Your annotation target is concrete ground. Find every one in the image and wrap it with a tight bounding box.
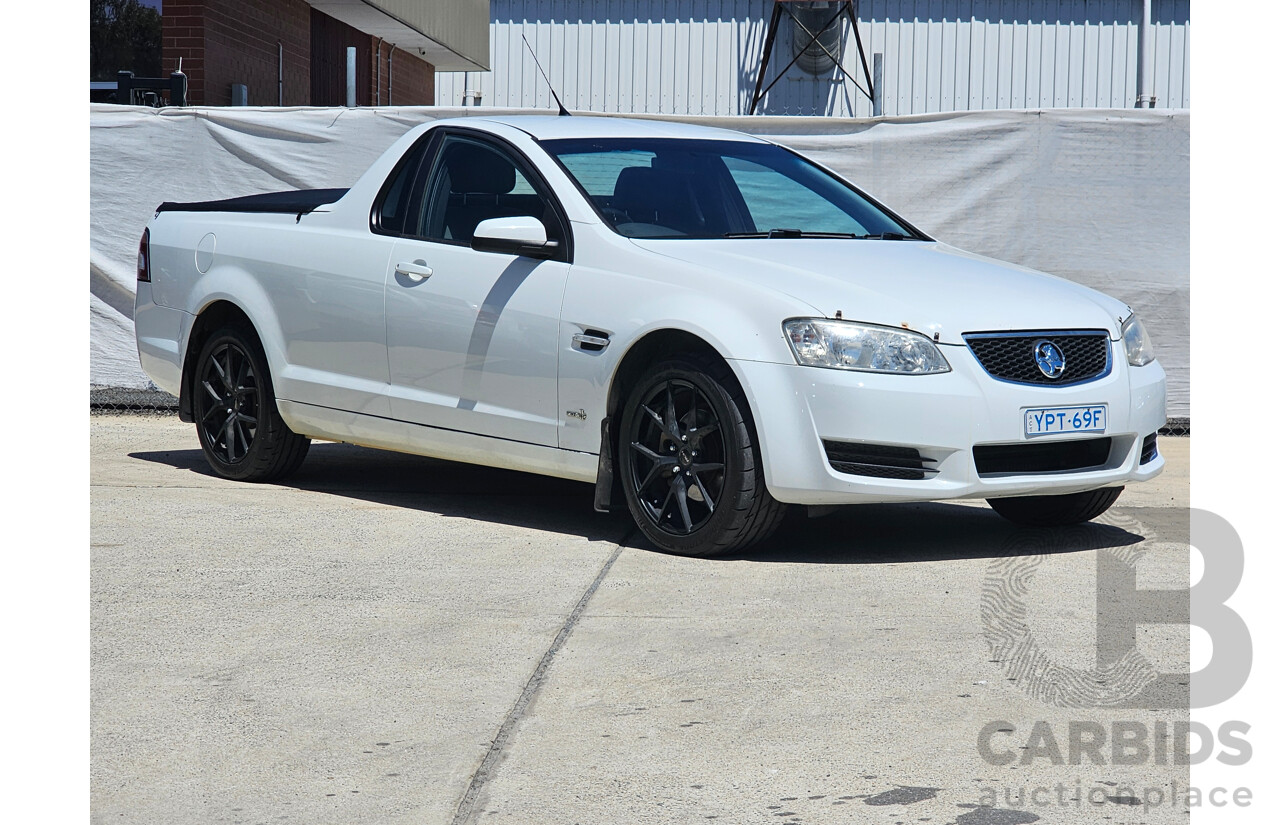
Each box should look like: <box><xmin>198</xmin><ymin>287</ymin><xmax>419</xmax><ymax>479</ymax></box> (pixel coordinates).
<box><xmin>92</xmin><ymin>415</ymin><xmax>1191</xmax><ymax>825</ymax></box>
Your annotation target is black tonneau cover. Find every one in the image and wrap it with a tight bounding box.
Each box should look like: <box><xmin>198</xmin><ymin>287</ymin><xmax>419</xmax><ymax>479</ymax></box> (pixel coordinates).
<box><xmin>156</xmin><ymin>188</ymin><xmax>349</xmax><ymax>215</ymax></box>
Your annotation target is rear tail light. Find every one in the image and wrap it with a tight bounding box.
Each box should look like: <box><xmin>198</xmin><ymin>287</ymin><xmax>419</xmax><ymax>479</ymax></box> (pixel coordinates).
<box><xmin>137</xmin><ymin>228</ymin><xmax>151</xmax><ymax>282</ymax></box>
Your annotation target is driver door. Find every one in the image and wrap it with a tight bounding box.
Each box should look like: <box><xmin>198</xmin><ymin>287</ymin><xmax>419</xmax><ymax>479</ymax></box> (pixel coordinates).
<box><xmin>383</xmin><ymin>131</ymin><xmax>571</xmax><ymax>448</ymax></box>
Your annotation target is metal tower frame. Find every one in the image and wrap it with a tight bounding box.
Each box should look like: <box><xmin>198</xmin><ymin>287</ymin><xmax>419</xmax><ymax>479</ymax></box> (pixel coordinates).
<box><xmin>748</xmin><ymin>0</ymin><xmax>874</xmax><ymax>115</ymax></box>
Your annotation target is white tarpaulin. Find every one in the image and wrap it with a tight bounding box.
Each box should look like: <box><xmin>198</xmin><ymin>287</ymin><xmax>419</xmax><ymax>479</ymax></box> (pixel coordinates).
<box><xmin>91</xmin><ymin>104</ymin><xmax>1189</xmax><ymax>415</ymax></box>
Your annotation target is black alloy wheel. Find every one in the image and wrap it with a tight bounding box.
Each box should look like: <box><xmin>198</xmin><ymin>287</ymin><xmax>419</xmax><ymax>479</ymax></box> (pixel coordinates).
<box><xmin>628</xmin><ymin>378</ymin><xmax>726</xmax><ymax>536</ymax></box>
<box><xmin>619</xmin><ymin>356</ymin><xmax>788</xmax><ymax>556</ymax></box>
<box><xmin>198</xmin><ymin>339</ymin><xmax>259</xmax><ymax>465</ymax></box>
<box><xmin>191</xmin><ymin>326</ymin><xmax>310</xmax><ymax>482</ymax></box>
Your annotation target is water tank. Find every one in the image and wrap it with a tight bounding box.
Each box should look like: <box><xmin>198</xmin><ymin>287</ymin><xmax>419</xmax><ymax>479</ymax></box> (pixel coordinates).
<box><xmin>790</xmin><ymin>2</ymin><xmax>843</xmax><ymax>75</ymax></box>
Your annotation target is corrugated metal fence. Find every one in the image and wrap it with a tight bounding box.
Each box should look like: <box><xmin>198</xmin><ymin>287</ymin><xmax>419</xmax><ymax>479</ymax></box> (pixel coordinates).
<box><xmin>436</xmin><ymin>0</ymin><xmax>1189</xmax><ymax>116</ymax></box>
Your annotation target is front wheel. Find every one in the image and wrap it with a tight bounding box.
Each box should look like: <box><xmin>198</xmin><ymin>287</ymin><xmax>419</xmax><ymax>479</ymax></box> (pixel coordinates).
<box><xmin>986</xmin><ymin>487</ymin><xmax>1123</xmax><ymax>527</ymax></box>
<box><xmin>618</xmin><ymin>356</ymin><xmax>787</xmax><ymax>556</ymax></box>
<box><xmin>192</xmin><ymin>325</ymin><xmax>310</xmax><ymax>482</ymax></box>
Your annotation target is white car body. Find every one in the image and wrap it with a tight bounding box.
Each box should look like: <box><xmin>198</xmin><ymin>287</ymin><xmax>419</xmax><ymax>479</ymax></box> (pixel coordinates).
<box><xmin>135</xmin><ymin>115</ymin><xmax>1165</xmax><ymax>535</ymax></box>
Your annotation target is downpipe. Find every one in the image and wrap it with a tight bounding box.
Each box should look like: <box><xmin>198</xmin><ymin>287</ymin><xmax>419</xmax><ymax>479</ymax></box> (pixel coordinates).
<box><xmin>1135</xmin><ymin>0</ymin><xmax>1156</xmax><ymax>108</ymax></box>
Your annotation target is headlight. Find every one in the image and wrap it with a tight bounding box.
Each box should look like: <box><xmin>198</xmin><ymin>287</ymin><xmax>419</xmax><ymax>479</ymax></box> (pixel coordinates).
<box><xmin>1121</xmin><ymin>314</ymin><xmax>1156</xmax><ymax>367</ymax></box>
<box><xmin>783</xmin><ymin>318</ymin><xmax>951</xmax><ymax>374</ymax></box>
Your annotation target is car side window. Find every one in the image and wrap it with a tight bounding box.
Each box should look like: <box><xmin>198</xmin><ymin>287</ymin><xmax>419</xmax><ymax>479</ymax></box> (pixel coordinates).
<box><xmin>416</xmin><ymin>136</ymin><xmax>566</xmax><ymax>250</ymax></box>
<box><xmin>373</xmin><ymin>134</ymin><xmax>435</xmax><ymax>236</ymax></box>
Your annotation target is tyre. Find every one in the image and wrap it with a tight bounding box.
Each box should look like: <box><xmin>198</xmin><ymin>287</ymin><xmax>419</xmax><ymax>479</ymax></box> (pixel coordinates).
<box><xmin>618</xmin><ymin>355</ymin><xmax>788</xmax><ymax>556</ymax></box>
<box><xmin>986</xmin><ymin>487</ymin><xmax>1123</xmax><ymax>527</ymax></box>
<box><xmin>191</xmin><ymin>325</ymin><xmax>310</xmax><ymax>482</ymax></box>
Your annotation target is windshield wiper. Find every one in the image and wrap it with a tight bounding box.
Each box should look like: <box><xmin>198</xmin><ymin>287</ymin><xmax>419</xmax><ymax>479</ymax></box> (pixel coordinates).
<box><xmin>856</xmin><ymin>231</ymin><xmax>915</xmax><ymax>240</ymax></box>
<box><xmin>723</xmin><ymin>229</ymin><xmax>859</xmax><ymax>239</ymax></box>
<box><xmin>722</xmin><ymin>229</ymin><xmax>918</xmax><ymax>240</ymax></box>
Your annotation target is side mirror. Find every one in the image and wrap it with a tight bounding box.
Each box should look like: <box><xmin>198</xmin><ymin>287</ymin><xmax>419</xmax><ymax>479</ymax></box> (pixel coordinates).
<box><xmin>471</xmin><ymin>216</ymin><xmax>560</xmax><ymax>258</ymax></box>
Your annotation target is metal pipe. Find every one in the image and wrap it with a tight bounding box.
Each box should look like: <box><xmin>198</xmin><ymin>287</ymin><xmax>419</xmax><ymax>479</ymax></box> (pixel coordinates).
<box><xmin>375</xmin><ymin>37</ymin><xmax>384</xmax><ymax>105</ymax></box>
<box><xmin>346</xmin><ymin>46</ymin><xmax>357</xmax><ymax>107</ymax></box>
<box><xmin>872</xmin><ymin>52</ymin><xmax>883</xmax><ymax>116</ymax></box>
<box><xmin>277</xmin><ymin>41</ymin><xmax>283</xmax><ymax>106</ymax></box>
<box><xmin>1136</xmin><ymin>0</ymin><xmax>1155</xmax><ymax>108</ymax></box>
<box><xmin>388</xmin><ymin>47</ymin><xmax>393</xmax><ymax>105</ymax></box>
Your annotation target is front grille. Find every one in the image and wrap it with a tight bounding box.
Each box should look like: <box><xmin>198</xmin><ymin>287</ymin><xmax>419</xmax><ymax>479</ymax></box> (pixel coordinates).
<box><xmin>1140</xmin><ymin>433</ymin><xmax>1159</xmax><ymax>465</ymax></box>
<box><xmin>973</xmin><ymin>437</ymin><xmax>1112</xmax><ymax>476</ymax></box>
<box><xmin>822</xmin><ymin>440</ymin><xmax>937</xmax><ymax>480</ymax></box>
<box><xmin>965</xmin><ymin>331</ymin><xmax>1111</xmax><ymax>386</ymax></box>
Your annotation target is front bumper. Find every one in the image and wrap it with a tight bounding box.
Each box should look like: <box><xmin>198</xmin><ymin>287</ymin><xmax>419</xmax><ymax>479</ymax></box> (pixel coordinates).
<box><xmin>731</xmin><ymin>339</ymin><xmax>1166</xmax><ymax>506</ymax></box>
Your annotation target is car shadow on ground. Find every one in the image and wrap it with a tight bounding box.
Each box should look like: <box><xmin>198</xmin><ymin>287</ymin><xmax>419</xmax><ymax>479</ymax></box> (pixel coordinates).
<box><xmin>729</xmin><ymin>501</ymin><xmax>1145</xmax><ymax>564</ymax></box>
<box><xmin>129</xmin><ymin>440</ymin><xmax>628</xmax><ymax>544</ymax></box>
<box><xmin>130</xmin><ymin>441</ymin><xmax>1145</xmax><ymax>563</ymax></box>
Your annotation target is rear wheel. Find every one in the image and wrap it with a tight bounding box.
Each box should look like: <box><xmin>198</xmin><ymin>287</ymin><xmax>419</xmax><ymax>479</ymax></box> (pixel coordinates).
<box><xmin>618</xmin><ymin>356</ymin><xmax>787</xmax><ymax>556</ymax></box>
<box><xmin>986</xmin><ymin>487</ymin><xmax>1123</xmax><ymax>527</ymax></box>
<box><xmin>192</xmin><ymin>326</ymin><xmax>309</xmax><ymax>482</ymax></box>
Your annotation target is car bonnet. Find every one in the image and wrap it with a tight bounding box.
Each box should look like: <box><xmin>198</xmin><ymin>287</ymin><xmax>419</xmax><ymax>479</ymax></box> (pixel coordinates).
<box><xmin>627</xmin><ymin>238</ymin><xmax>1130</xmax><ymax>345</ymax></box>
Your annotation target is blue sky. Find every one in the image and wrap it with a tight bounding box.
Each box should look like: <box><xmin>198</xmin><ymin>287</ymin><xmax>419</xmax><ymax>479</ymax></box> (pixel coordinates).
<box><xmin>138</xmin><ymin>0</ymin><xmax>161</xmax><ymax>10</ymax></box>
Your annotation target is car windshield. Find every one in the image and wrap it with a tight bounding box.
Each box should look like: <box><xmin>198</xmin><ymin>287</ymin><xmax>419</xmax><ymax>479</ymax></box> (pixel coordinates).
<box><xmin>542</xmin><ymin>137</ymin><xmax>918</xmax><ymax>240</ymax></box>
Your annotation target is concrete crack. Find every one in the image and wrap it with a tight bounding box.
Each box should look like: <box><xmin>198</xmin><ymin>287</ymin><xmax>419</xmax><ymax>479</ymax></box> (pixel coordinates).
<box><xmin>449</xmin><ymin>534</ymin><xmax>629</xmax><ymax>825</ymax></box>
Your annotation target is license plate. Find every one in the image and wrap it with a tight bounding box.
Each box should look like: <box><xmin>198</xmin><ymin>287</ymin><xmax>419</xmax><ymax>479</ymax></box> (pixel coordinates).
<box><xmin>1024</xmin><ymin>405</ymin><xmax>1107</xmax><ymax>437</ymax></box>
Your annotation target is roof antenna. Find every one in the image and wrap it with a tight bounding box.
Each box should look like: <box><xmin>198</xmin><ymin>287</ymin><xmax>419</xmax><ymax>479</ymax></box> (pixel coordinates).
<box><xmin>522</xmin><ymin>34</ymin><xmax>570</xmax><ymax>116</ymax></box>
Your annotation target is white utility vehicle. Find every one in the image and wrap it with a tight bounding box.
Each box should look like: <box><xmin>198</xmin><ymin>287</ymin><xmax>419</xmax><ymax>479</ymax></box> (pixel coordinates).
<box><xmin>135</xmin><ymin>115</ymin><xmax>1165</xmax><ymax>556</ymax></box>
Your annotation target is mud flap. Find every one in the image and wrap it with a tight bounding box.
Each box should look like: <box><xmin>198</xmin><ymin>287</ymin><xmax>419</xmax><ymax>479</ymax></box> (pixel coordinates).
<box><xmin>178</xmin><ymin>372</ymin><xmax>194</xmax><ymax>423</ymax></box>
<box><xmin>593</xmin><ymin>416</ymin><xmax>620</xmax><ymax>512</ymax></box>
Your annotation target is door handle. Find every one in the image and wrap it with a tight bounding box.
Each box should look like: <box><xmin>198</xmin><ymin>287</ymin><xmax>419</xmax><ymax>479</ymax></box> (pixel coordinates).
<box><xmin>395</xmin><ymin>261</ymin><xmax>433</xmax><ymax>282</ymax></box>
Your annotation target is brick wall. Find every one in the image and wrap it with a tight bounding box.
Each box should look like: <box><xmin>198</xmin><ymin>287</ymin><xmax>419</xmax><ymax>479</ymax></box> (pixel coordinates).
<box><xmin>162</xmin><ymin>0</ymin><xmax>208</xmax><ymax>103</ymax></box>
<box><xmin>163</xmin><ymin>1</ymin><xmax>434</xmax><ymax>107</ymax></box>
<box><xmin>309</xmin><ymin>8</ymin><xmax>371</xmax><ymax>106</ymax></box>
<box><xmin>384</xmin><ymin>46</ymin><xmax>434</xmax><ymax>106</ymax></box>
<box><xmin>314</xmin><ymin>13</ymin><xmax>434</xmax><ymax>107</ymax></box>
<box><xmin>204</xmin><ymin>0</ymin><xmax>310</xmax><ymax>106</ymax></box>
